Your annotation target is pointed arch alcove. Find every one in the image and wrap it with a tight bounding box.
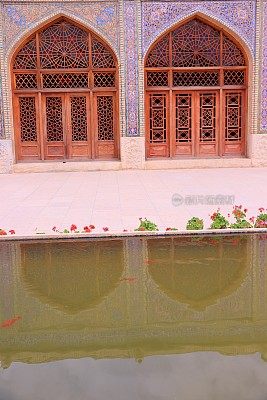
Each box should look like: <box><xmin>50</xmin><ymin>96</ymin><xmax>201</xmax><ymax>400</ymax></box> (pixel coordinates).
<box><xmin>12</xmin><ymin>17</ymin><xmax>119</xmax><ymax>161</ymax></box>
<box><xmin>144</xmin><ymin>17</ymin><xmax>248</xmax><ymax>159</ymax></box>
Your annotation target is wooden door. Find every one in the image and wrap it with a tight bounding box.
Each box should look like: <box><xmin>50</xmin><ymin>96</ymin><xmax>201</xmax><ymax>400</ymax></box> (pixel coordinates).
<box><xmin>14</xmin><ymin>94</ymin><xmax>41</xmax><ymax>161</ymax></box>
<box><xmin>43</xmin><ymin>94</ymin><xmax>66</xmax><ymax>160</ymax></box>
<box><xmin>195</xmin><ymin>91</ymin><xmax>219</xmax><ymax>157</ymax></box>
<box><xmin>146</xmin><ymin>91</ymin><xmax>169</xmax><ymax>158</ymax></box>
<box><xmin>172</xmin><ymin>90</ymin><xmax>219</xmax><ymax>157</ymax></box>
<box><xmin>66</xmin><ymin>93</ymin><xmax>91</xmax><ymax>159</ymax></box>
<box><xmin>93</xmin><ymin>92</ymin><xmax>118</xmax><ymax>159</ymax></box>
<box><xmin>222</xmin><ymin>90</ymin><xmax>245</xmax><ymax>156</ymax></box>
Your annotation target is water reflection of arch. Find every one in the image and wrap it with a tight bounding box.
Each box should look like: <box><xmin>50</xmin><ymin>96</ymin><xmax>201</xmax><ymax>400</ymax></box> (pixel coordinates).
<box><xmin>146</xmin><ymin>235</ymin><xmax>251</xmax><ymax>310</ymax></box>
<box><xmin>21</xmin><ymin>239</ymin><xmax>124</xmax><ymax>313</ymax></box>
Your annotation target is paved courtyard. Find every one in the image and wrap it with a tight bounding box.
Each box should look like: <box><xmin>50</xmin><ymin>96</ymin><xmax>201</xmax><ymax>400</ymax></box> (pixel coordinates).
<box><xmin>0</xmin><ymin>167</ymin><xmax>266</xmax><ymax>236</ymax></box>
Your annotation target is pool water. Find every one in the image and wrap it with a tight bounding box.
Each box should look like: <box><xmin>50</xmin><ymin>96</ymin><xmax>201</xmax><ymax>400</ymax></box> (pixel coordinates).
<box><xmin>0</xmin><ymin>234</ymin><xmax>267</xmax><ymax>400</ymax></box>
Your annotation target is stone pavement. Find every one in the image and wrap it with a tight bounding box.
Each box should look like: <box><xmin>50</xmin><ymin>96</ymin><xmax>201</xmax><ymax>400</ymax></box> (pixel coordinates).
<box><xmin>0</xmin><ymin>168</ymin><xmax>266</xmax><ymax>236</ymax></box>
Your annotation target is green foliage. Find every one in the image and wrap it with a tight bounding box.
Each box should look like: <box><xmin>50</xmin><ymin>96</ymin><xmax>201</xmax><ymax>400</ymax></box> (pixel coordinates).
<box><xmin>230</xmin><ymin>205</ymin><xmax>252</xmax><ymax>229</ymax></box>
<box><xmin>255</xmin><ymin>209</ymin><xmax>267</xmax><ymax>228</ymax></box>
<box><xmin>210</xmin><ymin>210</ymin><xmax>229</xmax><ymax>229</ymax></box>
<box><xmin>186</xmin><ymin>217</ymin><xmax>204</xmax><ymax>230</ymax></box>
<box><xmin>135</xmin><ymin>218</ymin><xmax>158</xmax><ymax>231</ymax></box>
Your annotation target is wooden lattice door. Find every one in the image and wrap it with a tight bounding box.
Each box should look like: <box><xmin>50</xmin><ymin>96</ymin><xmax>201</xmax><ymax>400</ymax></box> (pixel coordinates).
<box><xmin>12</xmin><ymin>18</ymin><xmax>119</xmax><ymax>162</ymax></box>
<box><xmin>145</xmin><ymin>18</ymin><xmax>248</xmax><ymax>159</ymax></box>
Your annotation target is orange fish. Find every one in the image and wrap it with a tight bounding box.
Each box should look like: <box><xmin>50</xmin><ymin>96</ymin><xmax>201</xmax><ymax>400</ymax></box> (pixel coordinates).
<box><xmin>145</xmin><ymin>259</ymin><xmax>157</xmax><ymax>265</ymax></box>
<box><xmin>120</xmin><ymin>277</ymin><xmax>137</xmax><ymax>283</ymax></box>
<box><xmin>0</xmin><ymin>316</ymin><xmax>21</xmax><ymax>328</ymax></box>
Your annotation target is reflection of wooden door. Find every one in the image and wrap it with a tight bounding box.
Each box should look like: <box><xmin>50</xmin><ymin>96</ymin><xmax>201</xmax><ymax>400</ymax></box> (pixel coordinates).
<box><xmin>43</xmin><ymin>93</ymin><xmax>91</xmax><ymax>160</ymax></box>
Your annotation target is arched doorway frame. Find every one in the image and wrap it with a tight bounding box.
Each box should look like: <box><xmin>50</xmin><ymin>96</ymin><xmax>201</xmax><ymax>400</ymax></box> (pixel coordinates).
<box><xmin>5</xmin><ymin>12</ymin><xmax>123</xmax><ymax>162</ymax></box>
<box><xmin>141</xmin><ymin>12</ymin><xmax>254</xmax><ymax>159</ymax></box>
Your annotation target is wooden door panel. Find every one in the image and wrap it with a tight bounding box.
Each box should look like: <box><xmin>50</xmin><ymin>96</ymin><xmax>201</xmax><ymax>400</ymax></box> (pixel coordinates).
<box><xmin>43</xmin><ymin>94</ymin><xmax>65</xmax><ymax>160</ymax></box>
<box><xmin>67</xmin><ymin>94</ymin><xmax>91</xmax><ymax>159</ymax></box>
<box><xmin>223</xmin><ymin>91</ymin><xmax>245</xmax><ymax>156</ymax></box>
<box><xmin>146</xmin><ymin>92</ymin><xmax>169</xmax><ymax>158</ymax></box>
<box><xmin>94</xmin><ymin>93</ymin><xmax>117</xmax><ymax>159</ymax></box>
<box><xmin>15</xmin><ymin>94</ymin><xmax>41</xmax><ymax>161</ymax></box>
<box><xmin>196</xmin><ymin>92</ymin><xmax>219</xmax><ymax>157</ymax></box>
<box><xmin>173</xmin><ymin>92</ymin><xmax>193</xmax><ymax>157</ymax></box>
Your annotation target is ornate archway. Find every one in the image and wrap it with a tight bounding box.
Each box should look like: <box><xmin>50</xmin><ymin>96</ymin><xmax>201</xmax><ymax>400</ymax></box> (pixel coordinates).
<box><xmin>145</xmin><ymin>17</ymin><xmax>248</xmax><ymax>158</ymax></box>
<box><xmin>12</xmin><ymin>17</ymin><xmax>119</xmax><ymax>161</ymax></box>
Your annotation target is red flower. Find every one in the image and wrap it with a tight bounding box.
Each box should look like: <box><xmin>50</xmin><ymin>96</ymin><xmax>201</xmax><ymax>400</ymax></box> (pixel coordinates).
<box><xmin>70</xmin><ymin>224</ymin><xmax>77</xmax><ymax>232</ymax></box>
<box><xmin>89</xmin><ymin>225</ymin><xmax>95</xmax><ymax>230</ymax></box>
<box><xmin>123</xmin><ymin>229</ymin><xmax>128</xmax><ymax>232</ymax></box>
<box><xmin>259</xmin><ymin>207</ymin><xmax>265</xmax><ymax>213</ymax></box>
<box><xmin>83</xmin><ymin>226</ymin><xmax>91</xmax><ymax>233</ymax></box>
<box><xmin>166</xmin><ymin>227</ymin><xmax>172</xmax><ymax>231</ymax></box>
<box><xmin>249</xmin><ymin>217</ymin><xmax>255</xmax><ymax>223</ymax></box>
<box><xmin>244</xmin><ymin>208</ymin><xmax>248</xmax><ymax>213</ymax></box>
<box><xmin>9</xmin><ymin>230</ymin><xmax>15</xmax><ymax>235</ymax></box>
<box><xmin>0</xmin><ymin>229</ymin><xmax>7</xmax><ymax>235</ymax></box>
<box><xmin>103</xmin><ymin>227</ymin><xmax>109</xmax><ymax>232</ymax></box>
<box><xmin>52</xmin><ymin>226</ymin><xmax>57</xmax><ymax>232</ymax></box>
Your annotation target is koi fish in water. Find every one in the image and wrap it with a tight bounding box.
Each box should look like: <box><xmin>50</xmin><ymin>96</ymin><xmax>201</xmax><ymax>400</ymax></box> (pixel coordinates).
<box><xmin>0</xmin><ymin>316</ymin><xmax>21</xmax><ymax>328</ymax></box>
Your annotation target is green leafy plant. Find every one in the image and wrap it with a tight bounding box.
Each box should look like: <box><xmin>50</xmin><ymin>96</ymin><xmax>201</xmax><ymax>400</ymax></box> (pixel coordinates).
<box><xmin>230</xmin><ymin>205</ymin><xmax>252</xmax><ymax>229</ymax></box>
<box><xmin>186</xmin><ymin>217</ymin><xmax>204</xmax><ymax>230</ymax></box>
<box><xmin>209</xmin><ymin>209</ymin><xmax>229</xmax><ymax>229</ymax></box>
<box><xmin>254</xmin><ymin>208</ymin><xmax>267</xmax><ymax>228</ymax></box>
<box><xmin>135</xmin><ymin>218</ymin><xmax>158</xmax><ymax>231</ymax></box>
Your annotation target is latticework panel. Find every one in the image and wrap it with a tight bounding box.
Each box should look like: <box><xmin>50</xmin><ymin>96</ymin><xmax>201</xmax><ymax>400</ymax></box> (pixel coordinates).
<box><xmin>199</xmin><ymin>93</ymin><xmax>216</xmax><ymax>142</ymax></box>
<box><xmin>92</xmin><ymin>38</ymin><xmax>115</xmax><ymax>68</ymax></box>
<box><xmin>71</xmin><ymin>96</ymin><xmax>88</xmax><ymax>141</ymax></box>
<box><xmin>172</xmin><ymin>19</ymin><xmax>220</xmax><ymax>67</ymax></box>
<box><xmin>45</xmin><ymin>97</ymin><xmax>64</xmax><ymax>142</ymax></box>
<box><xmin>94</xmin><ymin>73</ymin><xmax>115</xmax><ymax>87</ymax></box>
<box><xmin>19</xmin><ymin>97</ymin><xmax>37</xmax><ymax>142</ymax></box>
<box><xmin>97</xmin><ymin>96</ymin><xmax>114</xmax><ymax>141</ymax></box>
<box><xmin>149</xmin><ymin>94</ymin><xmax>167</xmax><ymax>143</ymax></box>
<box><xmin>175</xmin><ymin>94</ymin><xmax>192</xmax><ymax>142</ymax></box>
<box><xmin>15</xmin><ymin>74</ymin><xmax>38</xmax><ymax>89</ymax></box>
<box><xmin>42</xmin><ymin>73</ymin><xmax>88</xmax><ymax>89</ymax></box>
<box><xmin>14</xmin><ymin>38</ymin><xmax>37</xmax><ymax>70</ymax></box>
<box><xmin>146</xmin><ymin>35</ymin><xmax>170</xmax><ymax>68</ymax></box>
<box><xmin>39</xmin><ymin>21</ymin><xmax>89</xmax><ymax>69</ymax></box>
<box><xmin>173</xmin><ymin>71</ymin><xmax>219</xmax><ymax>87</ymax></box>
<box><xmin>225</xmin><ymin>93</ymin><xmax>242</xmax><ymax>141</ymax></box>
<box><xmin>222</xmin><ymin>36</ymin><xmax>245</xmax><ymax>66</ymax></box>
<box><xmin>224</xmin><ymin>70</ymin><xmax>245</xmax><ymax>86</ymax></box>
<box><xmin>147</xmin><ymin>72</ymin><xmax>168</xmax><ymax>87</ymax></box>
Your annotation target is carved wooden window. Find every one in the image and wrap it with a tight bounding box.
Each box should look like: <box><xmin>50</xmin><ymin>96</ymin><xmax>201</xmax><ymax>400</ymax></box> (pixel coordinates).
<box><xmin>149</xmin><ymin>94</ymin><xmax>167</xmax><ymax>143</ymax></box>
<box><xmin>176</xmin><ymin>94</ymin><xmax>192</xmax><ymax>143</ymax></box>
<box><xmin>225</xmin><ymin>93</ymin><xmax>242</xmax><ymax>141</ymax></box>
<box><xmin>12</xmin><ymin>18</ymin><xmax>118</xmax><ymax>161</ymax></box>
<box><xmin>19</xmin><ymin>97</ymin><xmax>37</xmax><ymax>142</ymax></box>
<box><xmin>145</xmin><ymin>17</ymin><xmax>247</xmax><ymax>158</ymax></box>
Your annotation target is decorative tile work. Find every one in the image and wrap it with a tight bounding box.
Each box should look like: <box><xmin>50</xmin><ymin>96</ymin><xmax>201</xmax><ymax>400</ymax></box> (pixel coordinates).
<box><xmin>124</xmin><ymin>1</ymin><xmax>139</xmax><ymax>136</ymax></box>
<box><xmin>260</xmin><ymin>2</ymin><xmax>267</xmax><ymax>131</ymax></box>
<box><xmin>142</xmin><ymin>1</ymin><xmax>256</xmax><ymax>56</ymax></box>
<box><xmin>0</xmin><ymin>74</ymin><xmax>4</xmax><ymax>139</ymax></box>
<box><xmin>2</xmin><ymin>2</ymin><xmax>119</xmax><ymax>54</ymax></box>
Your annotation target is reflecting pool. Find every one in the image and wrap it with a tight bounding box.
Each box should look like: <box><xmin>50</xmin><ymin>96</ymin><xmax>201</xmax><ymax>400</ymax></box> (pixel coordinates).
<box><xmin>0</xmin><ymin>234</ymin><xmax>267</xmax><ymax>400</ymax></box>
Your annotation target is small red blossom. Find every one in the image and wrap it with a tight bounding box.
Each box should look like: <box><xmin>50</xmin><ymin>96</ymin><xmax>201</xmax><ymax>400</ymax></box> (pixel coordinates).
<box><xmin>166</xmin><ymin>227</ymin><xmax>172</xmax><ymax>231</ymax></box>
<box><xmin>259</xmin><ymin>207</ymin><xmax>265</xmax><ymax>213</ymax></box>
<box><xmin>9</xmin><ymin>230</ymin><xmax>15</xmax><ymax>235</ymax></box>
<box><xmin>0</xmin><ymin>229</ymin><xmax>7</xmax><ymax>235</ymax></box>
<box><xmin>244</xmin><ymin>208</ymin><xmax>248</xmax><ymax>213</ymax></box>
<box><xmin>89</xmin><ymin>224</ymin><xmax>95</xmax><ymax>230</ymax></box>
<box><xmin>249</xmin><ymin>217</ymin><xmax>255</xmax><ymax>223</ymax></box>
<box><xmin>83</xmin><ymin>226</ymin><xmax>91</xmax><ymax>233</ymax></box>
<box><xmin>52</xmin><ymin>226</ymin><xmax>57</xmax><ymax>232</ymax></box>
<box><xmin>123</xmin><ymin>229</ymin><xmax>128</xmax><ymax>232</ymax></box>
<box><xmin>70</xmin><ymin>224</ymin><xmax>77</xmax><ymax>232</ymax></box>
<box><xmin>103</xmin><ymin>227</ymin><xmax>109</xmax><ymax>232</ymax></box>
